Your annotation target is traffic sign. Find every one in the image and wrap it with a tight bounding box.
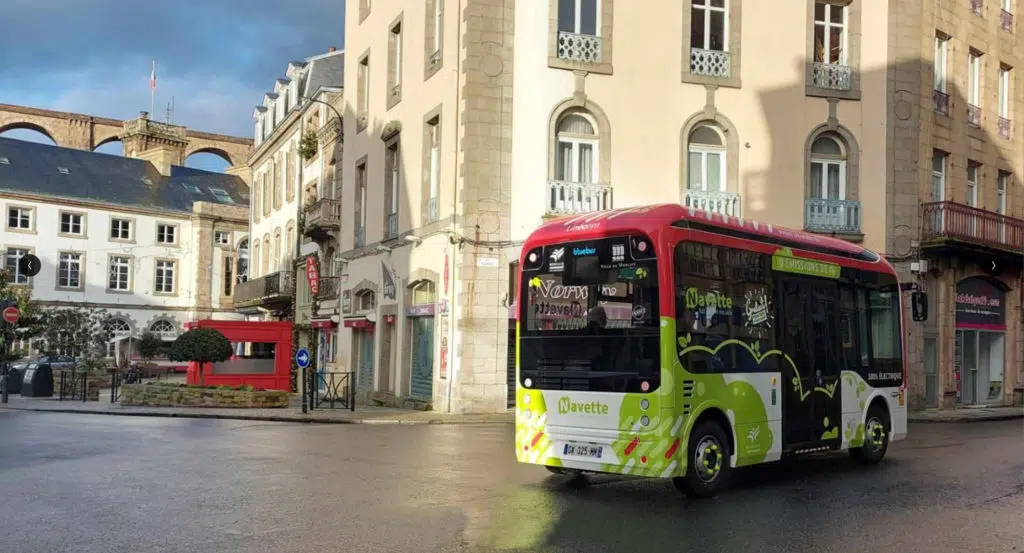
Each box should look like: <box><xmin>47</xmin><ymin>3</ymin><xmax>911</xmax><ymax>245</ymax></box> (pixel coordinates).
<box><xmin>295</xmin><ymin>347</ymin><xmax>311</xmax><ymax>369</ymax></box>
<box><xmin>2</xmin><ymin>306</ymin><xmax>19</xmax><ymax>324</ymax></box>
<box><xmin>17</xmin><ymin>254</ymin><xmax>40</xmax><ymax>277</ymax></box>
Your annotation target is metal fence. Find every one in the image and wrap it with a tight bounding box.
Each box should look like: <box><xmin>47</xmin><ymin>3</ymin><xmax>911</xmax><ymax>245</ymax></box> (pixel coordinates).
<box><xmin>309</xmin><ymin>371</ymin><xmax>355</xmax><ymax>411</ymax></box>
<box><xmin>57</xmin><ymin>371</ymin><xmax>88</xmax><ymax>402</ymax></box>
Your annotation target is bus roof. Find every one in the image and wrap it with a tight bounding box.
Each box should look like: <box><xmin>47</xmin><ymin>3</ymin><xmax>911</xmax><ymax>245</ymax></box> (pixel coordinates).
<box><xmin>525</xmin><ymin>203</ymin><xmax>880</xmax><ymax>261</ymax></box>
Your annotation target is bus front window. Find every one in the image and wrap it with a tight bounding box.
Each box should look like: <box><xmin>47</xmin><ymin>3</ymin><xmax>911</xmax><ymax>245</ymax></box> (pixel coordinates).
<box><xmin>518</xmin><ymin>235</ymin><xmax>661</xmax><ymax>393</ymax></box>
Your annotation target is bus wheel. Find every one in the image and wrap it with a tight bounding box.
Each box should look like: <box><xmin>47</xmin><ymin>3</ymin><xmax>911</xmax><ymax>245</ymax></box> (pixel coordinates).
<box><xmin>673</xmin><ymin>420</ymin><xmax>731</xmax><ymax>498</ymax></box>
<box><xmin>851</xmin><ymin>405</ymin><xmax>890</xmax><ymax>465</ymax></box>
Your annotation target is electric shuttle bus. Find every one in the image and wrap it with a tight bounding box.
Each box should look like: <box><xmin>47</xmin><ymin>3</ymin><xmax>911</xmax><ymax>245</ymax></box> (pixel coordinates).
<box><xmin>514</xmin><ymin>204</ymin><xmax>907</xmax><ymax>498</ymax></box>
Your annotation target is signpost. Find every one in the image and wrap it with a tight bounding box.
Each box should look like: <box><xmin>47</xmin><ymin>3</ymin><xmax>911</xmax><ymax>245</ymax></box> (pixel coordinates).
<box><xmin>3</xmin><ymin>306</ymin><xmax>19</xmax><ymax>325</ymax></box>
<box><xmin>296</xmin><ymin>347</ymin><xmax>311</xmax><ymax>413</ymax></box>
<box><xmin>0</xmin><ymin>299</ymin><xmax>17</xmax><ymax>404</ymax></box>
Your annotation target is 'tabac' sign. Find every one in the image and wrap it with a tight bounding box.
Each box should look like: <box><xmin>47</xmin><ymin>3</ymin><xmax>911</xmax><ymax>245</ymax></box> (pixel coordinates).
<box><xmin>306</xmin><ymin>257</ymin><xmax>320</xmax><ymax>295</ymax></box>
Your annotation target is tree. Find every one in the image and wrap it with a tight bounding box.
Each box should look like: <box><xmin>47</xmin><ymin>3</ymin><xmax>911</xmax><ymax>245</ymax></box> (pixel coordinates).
<box><xmin>0</xmin><ymin>269</ymin><xmax>45</xmax><ymax>361</ymax></box>
<box><xmin>137</xmin><ymin>332</ymin><xmax>164</xmax><ymax>363</ymax></box>
<box><xmin>167</xmin><ymin>327</ymin><xmax>233</xmax><ymax>386</ymax></box>
<box><xmin>37</xmin><ymin>306</ymin><xmax>110</xmax><ymax>364</ymax></box>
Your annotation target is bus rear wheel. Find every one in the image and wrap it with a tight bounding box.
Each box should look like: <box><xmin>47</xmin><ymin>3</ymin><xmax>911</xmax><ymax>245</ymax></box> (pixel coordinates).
<box><xmin>673</xmin><ymin>419</ymin><xmax>731</xmax><ymax>498</ymax></box>
<box><xmin>850</xmin><ymin>405</ymin><xmax>890</xmax><ymax>465</ymax></box>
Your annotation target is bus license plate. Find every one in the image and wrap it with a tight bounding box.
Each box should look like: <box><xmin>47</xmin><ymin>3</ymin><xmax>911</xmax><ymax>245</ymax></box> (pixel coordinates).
<box><xmin>563</xmin><ymin>442</ymin><xmax>603</xmax><ymax>458</ymax></box>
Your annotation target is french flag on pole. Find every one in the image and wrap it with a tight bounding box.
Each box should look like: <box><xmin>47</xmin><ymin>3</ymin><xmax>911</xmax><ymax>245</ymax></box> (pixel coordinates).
<box><xmin>150</xmin><ymin>61</ymin><xmax>156</xmax><ymax>89</ymax></box>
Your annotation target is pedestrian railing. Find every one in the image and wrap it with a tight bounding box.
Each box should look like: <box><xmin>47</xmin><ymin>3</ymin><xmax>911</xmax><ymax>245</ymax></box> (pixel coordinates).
<box><xmin>110</xmin><ymin>366</ymin><xmax>169</xmax><ymax>403</ymax></box>
<box><xmin>58</xmin><ymin>371</ymin><xmax>87</xmax><ymax>402</ymax></box>
<box><xmin>309</xmin><ymin>371</ymin><xmax>355</xmax><ymax>411</ymax></box>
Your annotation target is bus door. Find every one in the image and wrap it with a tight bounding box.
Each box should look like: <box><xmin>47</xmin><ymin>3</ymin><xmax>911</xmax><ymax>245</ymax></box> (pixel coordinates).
<box><xmin>777</xmin><ymin>277</ymin><xmax>842</xmax><ymax>451</ymax></box>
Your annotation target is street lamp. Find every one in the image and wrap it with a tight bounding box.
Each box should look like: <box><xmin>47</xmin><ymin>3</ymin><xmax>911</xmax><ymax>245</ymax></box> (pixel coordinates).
<box><xmin>300</xmin><ymin>95</ymin><xmax>343</xmax><ymax>130</ymax></box>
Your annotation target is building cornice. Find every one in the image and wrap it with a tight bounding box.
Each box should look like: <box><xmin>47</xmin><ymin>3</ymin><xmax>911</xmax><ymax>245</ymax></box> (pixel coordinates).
<box><xmin>0</xmin><ymin>189</ymin><xmax>194</xmax><ymax>220</ymax></box>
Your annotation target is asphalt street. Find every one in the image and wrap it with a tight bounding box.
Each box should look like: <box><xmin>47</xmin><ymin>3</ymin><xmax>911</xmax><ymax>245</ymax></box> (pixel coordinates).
<box><xmin>0</xmin><ymin>411</ymin><xmax>1022</xmax><ymax>553</ymax></box>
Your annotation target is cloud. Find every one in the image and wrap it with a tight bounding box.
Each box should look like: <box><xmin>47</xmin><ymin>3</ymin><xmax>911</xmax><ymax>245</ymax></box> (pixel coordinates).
<box><xmin>0</xmin><ymin>0</ymin><xmax>346</xmax><ymax>137</ymax></box>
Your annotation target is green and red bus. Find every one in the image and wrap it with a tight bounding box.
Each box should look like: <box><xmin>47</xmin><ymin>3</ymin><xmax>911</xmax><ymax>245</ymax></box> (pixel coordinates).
<box><xmin>514</xmin><ymin>204</ymin><xmax>907</xmax><ymax>497</ymax></box>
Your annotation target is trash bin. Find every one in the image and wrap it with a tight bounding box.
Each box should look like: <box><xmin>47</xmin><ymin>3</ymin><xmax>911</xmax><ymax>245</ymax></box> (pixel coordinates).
<box><xmin>20</xmin><ymin>363</ymin><xmax>54</xmax><ymax>397</ymax></box>
<box><xmin>3</xmin><ymin>366</ymin><xmax>22</xmax><ymax>395</ymax></box>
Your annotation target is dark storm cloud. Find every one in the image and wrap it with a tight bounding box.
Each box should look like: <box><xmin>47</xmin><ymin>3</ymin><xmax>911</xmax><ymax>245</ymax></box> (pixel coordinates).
<box><xmin>0</xmin><ymin>0</ymin><xmax>345</xmax><ymax>136</ymax></box>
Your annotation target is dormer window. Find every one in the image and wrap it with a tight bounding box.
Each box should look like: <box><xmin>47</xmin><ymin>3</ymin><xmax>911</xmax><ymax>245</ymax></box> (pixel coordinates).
<box><xmin>210</xmin><ymin>188</ymin><xmax>234</xmax><ymax>204</ymax></box>
<box><xmin>0</xmin><ymin>157</ymin><xmax>9</xmax><ymax>165</ymax></box>
<box><xmin>57</xmin><ymin>166</ymin><xmax>70</xmax><ymax>174</ymax></box>
<box><xmin>141</xmin><ymin>176</ymin><xmax>153</xmax><ymax>185</ymax></box>
<box><xmin>182</xmin><ymin>183</ymin><xmax>201</xmax><ymax>194</ymax></box>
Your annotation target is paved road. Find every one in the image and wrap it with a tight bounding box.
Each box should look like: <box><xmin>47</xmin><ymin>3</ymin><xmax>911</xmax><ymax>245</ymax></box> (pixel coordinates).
<box><xmin>0</xmin><ymin>411</ymin><xmax>1022</xmax><ymax>553</ymax></box>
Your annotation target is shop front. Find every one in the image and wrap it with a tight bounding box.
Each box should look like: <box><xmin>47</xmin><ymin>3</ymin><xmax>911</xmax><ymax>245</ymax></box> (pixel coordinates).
<box><xmin>953</xmin><ymin>276</ymin><xmax>1007</xmax><ymax>405</ymax></box>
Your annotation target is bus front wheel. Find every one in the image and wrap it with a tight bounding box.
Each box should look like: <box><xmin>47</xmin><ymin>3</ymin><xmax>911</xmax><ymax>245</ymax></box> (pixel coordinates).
<box><xmin>673</xmin><ymin>420</ymin><xmax>731</xmax><ymax>499</ymax></box>
<box><xmin>850</xmin><ymin>405</ymin><xmax>890</xmax><ymax>465</ymax></box>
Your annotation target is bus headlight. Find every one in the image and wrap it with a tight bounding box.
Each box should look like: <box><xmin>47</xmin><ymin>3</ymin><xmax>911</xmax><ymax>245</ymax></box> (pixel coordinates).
<box><xmin>524</xmin><ymin>409</ymin><xmax>532</xmax><ymax>419</ymax></box>
<box><xmin>523</xmin><ymin>395</ymin><xmax>531</xmax><ymax>405</ymax></box>
<box><xmin>640</xmin><ymin>399</ymin><xmax>649</xmax><ymax>410</ymax></box>
<box><xmin>640</xmin><ymin>415</ymin><xmax>650</xmax><ymax>427</ymax></box>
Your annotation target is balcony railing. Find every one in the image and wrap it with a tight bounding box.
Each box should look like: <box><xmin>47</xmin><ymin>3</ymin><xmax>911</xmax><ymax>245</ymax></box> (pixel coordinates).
<box><xmin>546</xmin><ymin>181</ymin><xmax>613</xmax><ymax>215</ymax></box>
<box><xmin>427</xmin><ymin>197</ymin><xmax>439</xmax><ymax>222</ymax></box>
<box><xmin>556</xmin><ymin>31</ymin><xmax>602</xmax><ymax>63</ymax></box>
<box><xmin>805</xmin><ymin>199</ymin><xmax>862</xmax><ymax>234</ymax></box>
<box><xmin>234</xmin><ymin>271</ymin><xmax>292</xmax><ymax>309</ymax></box>
<box><xmin>933</xmin><ymin>89</ymin><xmax>950</xmax><ymax>115</ymax></box>
<box><xmin>385</xmin><ymin>213</ymin><xmax>398</xmax><ymax>239</ymax></box>
<box><xmin>921</xmin><ymin>201</ymin><xmax>1024</xmax><ymax>251</ymax></box>
<box><xmin>967</xmin><ymin>104</ymin><xmax>981</xmax><ymax>127</ymax></box>
<box><xmin>315</xmin><ymin>276</ymin><xmax>341</xmax><ymax>301</ymax></box>
<box><xmin>971</xmin><ymin>0</ymin><xmax>984</xmax><ymax>16</ymax></box>
<box><xmin>690</xmin><ymin>48</ymin><xmax>731</xmax><ymax>78</ymax></box>
<box><xmin>304</xmin><ymin>198</ymin><xmax>342</xmax><ymax>239</ymax></box>
<box><xmin>999</xmin><ymin>116</ymin><xmax>1011</xmax><ymax>139</ymax></box>
<box><xmin>811</xmin><ymin>63</ymin><xmax>852</xmax><ymax>90</ymax></box>
<box><xmin>683</xmin><ymin>189</ymin><xmax>741</xmax><ymax>217</ymax></box>
<box><xmin>1002</xmin><ymin>8</ymin><xmax>1014</xmax><ymax>30</ymax></box>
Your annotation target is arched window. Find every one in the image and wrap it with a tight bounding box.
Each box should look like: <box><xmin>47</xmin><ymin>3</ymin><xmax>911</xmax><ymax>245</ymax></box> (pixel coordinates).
<box><xmin>809</xmin><ymin>133</ymin><xmax>847</xmax><ymax>199</ymax></box>
<box><xmin>251</xmin><ymin>241</ymin><xmax>260</xmax><ymax>279</ymax></box>
<box><xmin>237</xmin><ymin>238</ymin><xmax>249</xmax><ymax>279</ymax></box>
<box><xmin>262</xmin><ymin>236</ymin><xmax>271</xmax><ymax>275</ymax></box>
<box><xmin>272</xmin><ymin>229</ymin><xmax>282</xmax><ymax>272</ymax></box>
<box><xmin>356</xmin><ymin>290</ymin><xmax>376</xmax><ymax>311</ymax></box>
<box><xmin>150</xmin><ymin>319</ymin><xmax>177</xmax><ymax>339</ymax></box>
<box><xmin>105</xmin><ymin>318</ymin><xmax>132</xmax><ymax>358</ymax></box>
<box><xmin>687</xmin><ymin>124</ymin><xmax>726</xmax><ymax>192</ymax></box>
<box><xmin>554</xmin><ymin>111</ymin><xmax>598</xmax><ymax>184</ymax></box>
<box><xmin>252</xmin><ymin>175</ymin><xmax>261</xmax><ymax>222</ymax></box>
<box><xmin>284</xmin><ymin>222</ymin><xmax>295</xmax><ymax>261</ymax></box>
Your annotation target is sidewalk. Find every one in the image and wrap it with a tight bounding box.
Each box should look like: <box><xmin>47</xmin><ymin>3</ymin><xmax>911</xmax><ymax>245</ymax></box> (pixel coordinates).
<box><xmin>0</xmin><ymin>395</ymin><xmax>515</xmax><ymax>425</ymax></box>
<box><xmin>908</xmin><ymin>405</ymin><xmax>1023</xmax><ymax>423</ymax></box>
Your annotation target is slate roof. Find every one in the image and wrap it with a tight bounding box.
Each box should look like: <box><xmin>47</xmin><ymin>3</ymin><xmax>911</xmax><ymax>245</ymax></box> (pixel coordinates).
<box><xmin>0</xmin><ymin>137</ymin><xmax>249</xmax><ymax>214</ymax></box>
<box><xmin>256</xmin><ymin>50</ymin><xmax>344</xmax><ymax>115</ymax></box>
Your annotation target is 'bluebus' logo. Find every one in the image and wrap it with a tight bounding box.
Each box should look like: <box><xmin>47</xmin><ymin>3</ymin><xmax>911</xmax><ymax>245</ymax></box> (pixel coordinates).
<box><xmin>572</xmin><ymin>247</ymin><xmax>597</xmax><ymax>256</ymax></box>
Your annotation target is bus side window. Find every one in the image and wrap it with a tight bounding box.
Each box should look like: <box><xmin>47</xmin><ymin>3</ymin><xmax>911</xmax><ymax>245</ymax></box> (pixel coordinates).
<box><xmin>839</xmin><ymin>285</ymin><xmax>860</xmax><ymax>372</ymax></box>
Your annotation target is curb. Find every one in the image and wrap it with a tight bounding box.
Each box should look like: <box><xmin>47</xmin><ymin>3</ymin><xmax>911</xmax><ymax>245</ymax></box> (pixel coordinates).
<box><xmin>0</xmin><ymin>406</ymin><xmax>514</xmax><ymax>426</ymax></box>
<box><xmin>909</xmin><ymin>413</ymin><xmax>1023</xmax><ymax>423</ymax></box>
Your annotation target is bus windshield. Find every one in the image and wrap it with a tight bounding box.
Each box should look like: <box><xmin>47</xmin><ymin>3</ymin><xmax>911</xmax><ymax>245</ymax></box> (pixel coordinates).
<box><xmin>518</xmin><ymin>235</ymin><xmax>661</xmax><ymax>393</ymax></box>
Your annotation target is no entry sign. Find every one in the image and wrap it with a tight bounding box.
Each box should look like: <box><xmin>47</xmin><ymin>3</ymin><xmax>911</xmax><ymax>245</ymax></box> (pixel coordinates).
<box><xmin>2</xmin><ymin>306</ymin><xmax>19</xmax><ymax>324</ymax></box>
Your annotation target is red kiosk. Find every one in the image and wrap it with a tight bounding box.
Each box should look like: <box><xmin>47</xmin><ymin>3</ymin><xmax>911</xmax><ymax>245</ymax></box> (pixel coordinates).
<box><xmin>184</xmin><ymin>319</ymin><xmax>294</xmax><ymax>391</ymax></box>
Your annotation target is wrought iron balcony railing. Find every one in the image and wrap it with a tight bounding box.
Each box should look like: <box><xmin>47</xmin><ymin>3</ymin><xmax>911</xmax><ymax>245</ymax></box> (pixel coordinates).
<box><xmin>921</xmin><ymin>201</ymin><xmax>1024</xmax><ymax>251</ymax></box>
<box><xmin>233</xmin><ymin>271</ymin><xmax>292</xmax><ymax>308</ymax></box>
<box><xmin>805</xmin><ymin>199</ymin><xmax>862</xmax><ymax>234</ymax></box>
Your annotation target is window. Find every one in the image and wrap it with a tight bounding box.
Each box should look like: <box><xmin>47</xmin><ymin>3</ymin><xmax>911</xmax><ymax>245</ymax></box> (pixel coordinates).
<box><xmin>967</xmin><ymin>162</ymin><xmax>979</xmax><ymax>207</ymax></box>
<box><xmin>224</xmin><ymin>255</ymin><xmax>234</xmax><ymax>296</ymax></box>
<box><xmin>931</xmin><ymin>150</ymin><xmax>946</xmax><ymax>201</ymax></box>
<box><xmin>105</xmin><ymin>318</ymin><xmax>131</xmax><ymax>358</ymax></box>
<box><xmin>558</xmin><ymin>0</ymin><xmax>599</xmax><ymax>36</ymax></box>
<box><xmin>60</xmin><ymin>212</ymin><xmax>83</xmax><ymax>235</ymax></box>
<box><xmin>355</xmin><ymin>162</ymin><xmax>367</xmax><ymax>246</ymax></box>
<box><xmin>968</xmin><ymin>51</ymin><xmax>982</xmax><ymax>107</ymax></box>
<box><xmin>58</xmin><ymin>252</ymin><xmax>82</xmax><ymax>288</ymax></box>
<box><xmin>157</xmin><ymin>224</ymin><xmax>176</xmax><ymax>244</ymax></box>
<box><xmin>272</xmin><ymin>158</ymin><xmax>282</xmax><ymax>210</ymax></box>
<box><xmin>358</xmin><ymin>55</ymin><xmax>370</xmax><ymax>129</ymax></box>
<box><xmin>250</xmin><ymin>242</ymin><xmax>260</xmax><ymax>279</ymax></box>
<box><xmin>215</xmin><ymin>231</ymin><xmax>230</xmax><ymax>245</ymax></box>
<box><xmin>182</xmin><ymin>183</ymin><xmax>201</xmax><ymax>194</ymax></box>
<box><xmin>385</xmin><ymin>141</ymin><xmax>401</xmax><ymax>238</ymax></box>
<box><xmin>357</xmin><ymin>290</ymin><xmax>376</xmax><ymax>311</ymax></box>
<box><xmin>554</xmin><ymin>112</ymin><xmax>598</xmax><ymax>184</ymax></box>
<box><xmin>999</xmin><ymin>65</ymin><xmax>1012</xmax><ymax>137</ymax></box>
<box><xmin>7</xmin><ymin>207</ymin><xmax>31</xmax><ymax>230</ymax></box>
<box><xmin>998</xmin><ymin>172</ymin><xmax>1009</xmax><ymax>214</ymax></box>
<box><xmin>411</xmin><ymin>280</ymin><xmax>436</xmax><ymax>305</ymax></box>
<box><xmin>285</xmin><ymin>224</ymin><xmax>294</xmax><ymax>259</ymax></box>
<box><xmin>427</xmin><ymin>116</ymin><xmax>440</xmax><ymax>220</ymax></box>
<box><xmin>57</xmin><ymin>166</ymin><xmax>70</xmax><ymax>175</ymax></box>
<box><xmin>237</xmin><ymin>238</ymin><xmax>249</xmax><ymax>279</ymax></box>
<box><xmin>813</xmin><ymin>1</ymin><xmax>847</xmax><ymax>65</ymax></box>
<box><xmin>5</xmin><ymin>248</ymin><xmax>29</xmax><ymax>284</ymax></box>
<box><xmin>110</xmin><ymin>218</ymin><xmax>131</xmax><ymax>240</ymax></box>
<box><xmin>389</xmin><ymin>22</ymin><xmax>403</xmax><ymax>96</ymax></box>
<box><xmin>934</xmin><ymin>34</ymin><xmax>948</xmax><ymax>93</ymax></box>
<box><xmin>150</xmin><ymin>319</ymin><xmax>177</xmax><ymax>339</ymax></box>
<box><xmin>432</xmin><ymin>0</ymin><xmax>443</xmax><ymax>55</ymax></box>
<box><xmin>868</xmin><ymin>289</ymin><xmax>902</xmax><ymax>375</ymax></box>
<box><xmin>108</xmin><ymin>255</ymin><xmax>131</xmax><ymax>291</ymax></box>
<box><xmin>155</xmin><ymin>260</ymin><xmax>176</xmax><ymax>294</ymax></box>
<box><xmin>691</xmin><ymin>0</ymin><xmax>727</xmax><ymax>52</ymax></box>
<box><xmin>809</xmin><ymin>134</ymin><xmax>847</xmax><ymax>200</ymax></box>
<box><xmin>687</xmin><ymin>125</ymin><xmax>727</xmax><ymax>192</ymax></box>
<box><xmin>210</xmin><ymin>188</ymin><xmax>234</xmax><ymax>203</ymax></box>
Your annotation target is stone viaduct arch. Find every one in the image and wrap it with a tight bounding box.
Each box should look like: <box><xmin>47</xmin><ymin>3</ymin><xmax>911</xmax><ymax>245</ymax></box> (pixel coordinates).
<box><xmin>0</xmin><ymin>103</ymin><xmax>252</xmax><ymax>167</ymax></box>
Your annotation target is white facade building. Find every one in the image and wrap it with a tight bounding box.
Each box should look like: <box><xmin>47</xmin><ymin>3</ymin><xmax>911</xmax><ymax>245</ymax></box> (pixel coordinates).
<box><xmin>0</xmin><ymin>136</ymin><xmax>250</xmax><ymax>363</ymax></box>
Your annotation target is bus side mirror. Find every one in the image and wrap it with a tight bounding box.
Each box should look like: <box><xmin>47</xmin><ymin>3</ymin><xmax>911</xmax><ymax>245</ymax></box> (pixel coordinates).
<box><xmin>911</xmin><ymin>291</ymin><xmax>928</xmax><ymax>322</ymax></box>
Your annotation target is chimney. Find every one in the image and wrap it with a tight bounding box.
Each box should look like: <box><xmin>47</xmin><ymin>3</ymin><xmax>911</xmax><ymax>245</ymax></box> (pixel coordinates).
<box><xmin>329</xmin><ymin>46</ymin><xmax>336</xmax><ymax>52</ymax></box>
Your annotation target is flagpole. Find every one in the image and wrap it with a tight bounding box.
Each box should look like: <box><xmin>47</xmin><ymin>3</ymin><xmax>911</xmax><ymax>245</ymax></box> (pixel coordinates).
<box><xmin>149</xmin><ymin>60</ymin><xmax>155</xmax><ymax>117</ymax></box>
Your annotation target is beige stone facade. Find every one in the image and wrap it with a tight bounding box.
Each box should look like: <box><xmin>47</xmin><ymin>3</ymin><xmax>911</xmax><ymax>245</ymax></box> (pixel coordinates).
<box><xmin>339</xmin><ymin>0</ymin><xmax>1024</xmax><ymax>413</ymax></box>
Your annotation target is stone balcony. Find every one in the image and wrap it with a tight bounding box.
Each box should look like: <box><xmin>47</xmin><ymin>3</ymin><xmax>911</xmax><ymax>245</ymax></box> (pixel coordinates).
<box><xmin>303</xmin><ymin>198</ymin><xmax>342</xmax><ymax>241</ymax></box>
<box><xmin>805</xmin><ymin>198</ymin><xmax>862</xmax><ymax>236</ymax></box>
<box><xmin>682</xmin><ymin>189</ymin><xmax>741</xmax><ymax>217</ymax></box>
<box><xmin>546</xmin><ymin>180</ymin><xmax>613</xmax><ymax>215</ymax></box>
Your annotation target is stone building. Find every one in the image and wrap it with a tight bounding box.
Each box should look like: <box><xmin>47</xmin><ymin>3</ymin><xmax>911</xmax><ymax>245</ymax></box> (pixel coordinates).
<box><xmin>338</xmin><ymin>0</ymin><xmax>1024</xmax><ymax>413</ymax></box>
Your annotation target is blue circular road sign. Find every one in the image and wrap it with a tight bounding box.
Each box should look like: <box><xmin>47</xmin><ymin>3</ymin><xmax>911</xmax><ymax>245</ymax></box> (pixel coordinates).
<box><xmin>295</xmin><ymin>348</ymin><xmax>311</xmax><ymax>369</ymax></box>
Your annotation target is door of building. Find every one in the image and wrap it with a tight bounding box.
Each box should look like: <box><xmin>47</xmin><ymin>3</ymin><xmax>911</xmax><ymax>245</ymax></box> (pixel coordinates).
<box><xmin>409</xmin><ymin>317</ymin><xmax>434</xmax><ymax>400</ymax></box>
<box><xmin>356</xmin><ymin>329</ymin><xmax>375</xmax><ymax>394</ymax></box>
<box><xmin>957</xmin><ymin>329</ymin><xmax>1005</xmax><ymax>405</ymax></box>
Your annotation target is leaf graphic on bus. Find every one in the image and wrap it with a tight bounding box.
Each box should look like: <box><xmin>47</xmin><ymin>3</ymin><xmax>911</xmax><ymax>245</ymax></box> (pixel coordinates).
<box><xmin>677</xmin><ymin>333</ymin><xmax>692</xmax><ymax>355</ymax></box>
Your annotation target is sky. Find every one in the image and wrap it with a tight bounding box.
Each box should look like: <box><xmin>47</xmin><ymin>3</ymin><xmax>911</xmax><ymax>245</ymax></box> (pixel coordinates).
<box><xmin>0</xmin><ymin>0</ymin><xmax>345</xmax><ymax>172</ymax></box>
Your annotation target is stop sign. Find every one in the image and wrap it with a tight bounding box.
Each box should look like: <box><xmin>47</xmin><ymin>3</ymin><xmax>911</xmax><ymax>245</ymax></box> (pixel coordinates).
<box><xmin>2</xmin><ymin>306</ymin><xmax>19</xmax><ymax>324</ymax></box>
